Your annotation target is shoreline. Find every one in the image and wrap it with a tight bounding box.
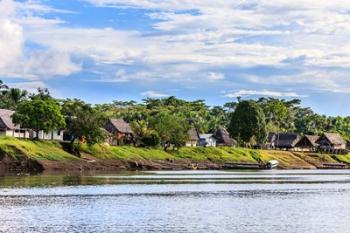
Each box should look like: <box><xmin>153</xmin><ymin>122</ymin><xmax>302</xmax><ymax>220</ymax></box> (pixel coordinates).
<box><xmin>1</xmin><ymin>137</ymin><xmax>350</xmax><ymax>174</ymax></box>
<box><xmin>1</xmin><ymin>152</ymin><xmax>349</xmax><ymax>174</ymax></box>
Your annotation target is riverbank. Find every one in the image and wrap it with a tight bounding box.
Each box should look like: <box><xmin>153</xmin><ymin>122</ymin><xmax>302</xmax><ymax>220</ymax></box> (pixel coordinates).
<box><xmin>1</xmin><ymin>137</ymin><xmax>350</xmax><ymax>173</ymax></box>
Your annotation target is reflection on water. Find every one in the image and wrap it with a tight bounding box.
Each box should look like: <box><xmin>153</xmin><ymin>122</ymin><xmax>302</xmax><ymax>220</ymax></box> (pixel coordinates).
<box><xmin>0</xmin><ymin>170</ymin><xmax>350</xmax><ymax>233</ymax></box>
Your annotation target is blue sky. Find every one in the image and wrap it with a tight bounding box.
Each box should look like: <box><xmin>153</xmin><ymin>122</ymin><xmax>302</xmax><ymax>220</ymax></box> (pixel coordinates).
<box><xmin>1</xmin><ymin>0</ymin><xmax>350</xmax><ymax>116</ymax></box>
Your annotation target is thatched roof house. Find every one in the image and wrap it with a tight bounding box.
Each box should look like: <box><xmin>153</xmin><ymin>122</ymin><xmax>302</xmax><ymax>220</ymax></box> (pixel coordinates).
<box><xmin>105</xmin><ymin>118</ymin><xmax>134</xmax><ymax>145</ymax></box>
<box><xmin>107</xmin><ymin>119</ymin><xmax>133</xmax><ymax>134</ymax></box>
<box><xmin>0</xmin><ymin>109</ymin><xmax>18</xmax><ymax>130</ymax></box>
<box><xmin>214</xmin><ymin>127</ymin><xmax>236</xmax><ymax>147</ymax></box>
<box><xmin>274</xmin><ymin>133</ymin><xmax>301</xmax><ymax>149</ymax></box>
<box><xmin>295</xmin><ymin>135</ymin><xmax>319</xmax><ymax>151</ymax></box>
<box><xmin>266</xmin><ymin>132</ymin><xmax>277</xmax><ymax>148</ymax></box>
<box><xmin>0</xmin><ymin>109</ymin><xmax>63</xmax><ymax>140</ymax></box>
<box><xmin>186</xmin><ymin>127</ymin><xmax>200</xmax><ymax>147</ymax></box>
<box><xmin>316</xmin><ymin>133</ymin><xmax>346</xmax><ymax>150</ymax></box>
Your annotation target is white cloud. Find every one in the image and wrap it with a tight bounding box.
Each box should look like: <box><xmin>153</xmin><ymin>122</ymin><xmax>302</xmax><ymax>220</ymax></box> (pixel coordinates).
<box><xmin>0</xmin><ymin>0</ymin><xmax>23</xmax><ymax>68</ymax></box>
<box><xmin>141</xmin><ymin>90</ymin><xmax>169</xmax><ymax>98</ymax></box>
<box><xmin>225</xmin><ymin>89</ymin><xmax>307</xmax><ymax>98</ymax></box>
<box><xmin>2</xmin><ymin>0</ymin><xmax>350</xmax><ymax>98</ymax></box>
<box><xmin>9</xmin><ymin>80</ymin><xmax>46</xmax><ymax>93</ymax></box>
<box><xmin>207</xmin><ymin>72</ymin><xmax>224</xmax><ymax>82</ymax></box>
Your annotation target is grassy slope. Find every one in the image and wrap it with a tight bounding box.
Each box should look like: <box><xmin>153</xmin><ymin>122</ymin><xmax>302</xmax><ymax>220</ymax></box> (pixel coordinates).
<box><xmin>81</xmin><ymin>144</ymin><xmax>259</xmax><ymax>163</ymax></box>
<box><xmin>0</xmin><ymin>137</ymin><xmax>78</xmax><ymax>161</ymax></box>
<box><xmin>2</xmin><ymin>137</ymin><xmax>350</xmax><ymax>168</ymax></box>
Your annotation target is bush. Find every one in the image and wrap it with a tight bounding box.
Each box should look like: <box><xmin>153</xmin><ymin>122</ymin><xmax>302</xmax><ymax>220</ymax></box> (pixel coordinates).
<box><xmin>142</xmin><ymin>132</ymin><xmax>161</xmax><ymax>147</ymax></box>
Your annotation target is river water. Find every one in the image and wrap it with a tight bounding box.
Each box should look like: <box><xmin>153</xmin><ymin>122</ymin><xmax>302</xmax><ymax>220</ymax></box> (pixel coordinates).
<box><xmin>0</xmin><ymin>170</ymin><xmax>349</xmax><ymax>233</ymax></box>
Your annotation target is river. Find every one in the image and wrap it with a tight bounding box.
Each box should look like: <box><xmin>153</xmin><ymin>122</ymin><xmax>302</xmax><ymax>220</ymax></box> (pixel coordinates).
<box><xmin>0</xmin><ymin>170</ymin><xmax>349</xmax><ymax>233</ymax></box>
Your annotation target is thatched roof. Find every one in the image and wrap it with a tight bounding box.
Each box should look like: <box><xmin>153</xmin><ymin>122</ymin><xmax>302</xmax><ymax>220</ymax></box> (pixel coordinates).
<box><xmin>267</xmin><ymin>132</ymin><xmax>276</xmax><ymax>144</ymax></box>
<box><xmin>109</xmin><ymin>119</ymin><xmax>133</xmax><ymax>134</ymax></box>
<box><xmin>304</xmin><ymin>135</ymin><xmax>320</xmax><ymax>146</ymax></box>
<box><xmin>295</xmin><ymin>135</ymin><xmax>319</xmax><ymax>148</ymax></box>
<box><xmin>0</xmin><ymin>109</ymin><xmax>18</xmax><ymax>130</ymax></box>
<box><xmin>214</xmin><ymin>127</ymin><xmax>236</xmax><ymax>146</ymax></box>
<box><xmin>274</xmin><ymin>133</ymin><xmax>300</xmax><ymax>148</ymax></box>
<box><xmin>188</xmin><ymin>127</ymin><xmax>199</xmax><ymax>141</ymax></box>
<box><xmin>317</xmin><ymin>133</ymin><xmax>345</xmax><ymax>146</ymax></box>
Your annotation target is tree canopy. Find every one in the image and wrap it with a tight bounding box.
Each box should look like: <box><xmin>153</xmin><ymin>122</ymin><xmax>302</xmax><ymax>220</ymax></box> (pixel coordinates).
<box><xmin>12</xmin><ymin>98</ymin><xmax>66</xmax><ymax>137</ymax></box>
<box><xmin>229</xmin><ymin>100</ymin><xmax>267</xmax><ymax>144</ymax></box>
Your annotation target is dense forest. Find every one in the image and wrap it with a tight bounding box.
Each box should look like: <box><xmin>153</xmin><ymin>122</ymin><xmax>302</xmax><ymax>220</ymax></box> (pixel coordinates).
<box><xmin>1</xmin><ymin>80</ymin><xmax>350</xmax><ymax>148</ymax></box>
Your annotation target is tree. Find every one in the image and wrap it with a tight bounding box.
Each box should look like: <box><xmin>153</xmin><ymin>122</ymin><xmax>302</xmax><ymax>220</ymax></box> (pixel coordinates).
<box><xmin>61</xmin><ymin>99</ymin><xmax>106</xmax><ymax>146</ymax></box>
<box><xmin>0</xmin><ymin>88</ymin><xmax>28</xmax><ymax>110</ymax></box>
<box><xmin>229</xmin><ymin>100</ymin><xmax>267</xmax><ymax>145</ymax></box>
<box><xmin>151</xmin><ymin>113</ymin><xmax>189</xmax><ymax>150</ymax></box>
<box><xmin>12</xmin><ymin>99</ymin><xmax>66</xmax><ymax>138</ymax></box>
<box><xmin>131</xmin><ymin>120</ymin><xmax>160</xmax><ymax>147</ymax></box>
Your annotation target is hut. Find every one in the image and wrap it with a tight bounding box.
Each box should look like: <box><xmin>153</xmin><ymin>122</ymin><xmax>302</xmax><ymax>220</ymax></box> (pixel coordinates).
<box><xmin>294</xmin><ymin>135</ymin><xmax>319</xmax><ymax>152</ymax></box>
<box><xmin>0</xmin><ymin>108</ymin><xmax>63</xmax><ymax>140</ymax></box>
<box><xmin>274</xmin><ymin>133</ymin><xmax>301</xmax><ymax>150</ymax></box>
<box><xmin>214</xmin><ymin>127</ymin><xmax>236</xmax><ymax>147</ymax></box>
<box><xmin>105</xmin><ymin>118</ymin><xmax>134</xmax><ymax>145</ymax></box>
<box><xmin>0</xmin><ymin>109</ymin><xmax>29</xmax><ymax>138</ymax></box>
<box><xmin>199</xmin><ymin>134</ymin><xmax>217</xmax><ymax>147</ymax></box>
<box><xmin>266</xmin><ymin>132</ymin><xmax>277</xmax><ymax>149</ymax></box>
<box><xmin>186</xmin><ymin>127</ymin><xmax>199</xmax><ymax>147</ymax></box>
<box><xmin>316</xmin><ymin>133</ymin><xmax>346</xmax><ymax>150</ymax></box>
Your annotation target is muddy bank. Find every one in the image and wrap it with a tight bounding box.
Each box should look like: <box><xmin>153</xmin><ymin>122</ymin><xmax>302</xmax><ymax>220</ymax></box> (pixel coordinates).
<box><xmin>0</xmin><ymin>154</ymin><xmax>253</xmax><ymax>174</ymax></box>
<box><xmin>1</xmin><ymin>151</ymin><xmax>350</xmax><ymax>174</ymax></box>
<box><xmin>0</xmin><ymin>154</ymin><xmax>325</xmax><ymax>174</ymax></box>
<box><xmin>39</xmin><ymin>156</ymin><xmax>224</xmax><ymax>173</ymax></box>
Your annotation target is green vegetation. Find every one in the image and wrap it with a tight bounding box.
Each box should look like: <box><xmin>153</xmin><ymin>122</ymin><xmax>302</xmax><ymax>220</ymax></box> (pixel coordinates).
<box><xmin>229</xmin><ymin>100</ymin><xmax>267</xmax><ymax>144</ymax></box>
<box><xmin>68</xmin><ymin>143</ymin><xmax>263</xmax><ymax>163</ymax></box>
<box><xmin>13</xmin><ymin>98</ymin><xmax>66</xmax><ymax>137</ymax></box>
<box><xmin>0</xmin><ymin>137</ymin><xmax>77</xmax><ymax>161</ymax></box>
<box><xmin>61</xmin><ymin>99</ymin><xmax>106</xmax><ymax>145</ymax></box>
<box><xmin>2</xmin><ymin>137</ymin><xmax>349</xmax><ymax>170</ymax></box>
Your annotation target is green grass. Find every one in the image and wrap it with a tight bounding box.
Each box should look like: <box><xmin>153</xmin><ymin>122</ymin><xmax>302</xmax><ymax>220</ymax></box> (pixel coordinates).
<box><xmin>80</xmin><ymin>144</ymin><xmax>260</xmax><ymax>163</ymax></box>
<box><xmin>0</xmin><ymin>137</ymin><xmax>78</xmax><ymax>161</ymax></box>
<box><xmin>1</xmin><ymin>137</ymin><xmax>350</xmax><ymax>169</ymax></box>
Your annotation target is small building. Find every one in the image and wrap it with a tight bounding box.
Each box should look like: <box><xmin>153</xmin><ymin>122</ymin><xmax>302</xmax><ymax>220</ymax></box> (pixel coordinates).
<box><xmin>214</xmin><ymin>127</ymin><xmax>236</xmax><ymax>147</ymax></box>
<box><xmin>34</xmin><ymin>130</ymin><xmax>64</xmax><ymax>141</ymax></box>
<box><xmin>316</xmin><ymin>133</ymin><xmax>346</xmax><ymax>150</ymax></box>
<box><xmin>105</xmin><ymin>118</ymin><xmax>134</xmax><ymax>145</ymax></box>
<box><xmin>186</xmin><ymin>127</ymin><xmax>199</xmax><ymax>147</ymax></box>
<box><xmin>294</xmin><ymin>135</ymin><xmax>319</xmax><ymax>152</ymax></box>
<box><xmin>266</xmin><ymin>132</ymin><xmax>277</xmax><ymax>149</ymax></box>
<box><xmin>0</xmin><ymin>109</ymin><xmax>30</xmax><ymax>138</ymax></box>
<box><xmin>274</xmin><ymin>133</ymin><xmax>301</xmax><ymax>150</ymax></box>
<box><xmin>199</xmin><ymin>134</ymin><xmax>217</xmax><ymax>147</ymax></box>
<box><xmin>0</xmin><ymin>109</ymin><xmax>64</xmax><ymax>140</ymax></box>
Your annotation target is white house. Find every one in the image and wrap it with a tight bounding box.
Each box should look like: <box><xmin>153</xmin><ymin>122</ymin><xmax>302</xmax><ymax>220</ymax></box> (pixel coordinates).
<box><xmin>0</xmin><ymin>109</ymin><xmax>64</xmax><ymax>141</ymax></box>
<box><xmin>199</xmin><ymin>134</ymin><xmax>217</xmax><ymax>147</ymax></box>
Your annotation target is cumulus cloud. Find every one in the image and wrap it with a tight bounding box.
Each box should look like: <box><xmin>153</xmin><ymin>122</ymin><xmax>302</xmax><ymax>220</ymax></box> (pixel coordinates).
<box><xmin>2</xmin><ymin>0</ymin><xmax>350</xmax><ymax>99</ymax></box>
<box><xmin>141</xmin><ymin>90</ymin><xmax>169</xmax><ymax>98</ymax></box>
<box><xmin>0</xmin><ymin>0</ymin><xmax>79</xmax><ymax>79</ymax></box>
<box><xmin>0</xmin><ymin>0</ymin><xmax>23</xmax><ymax>68</ymax></box>
<box><xmin>225</xmin><ymin>89</ymin><xmax>307</xmax><ymax>98</ymax></box>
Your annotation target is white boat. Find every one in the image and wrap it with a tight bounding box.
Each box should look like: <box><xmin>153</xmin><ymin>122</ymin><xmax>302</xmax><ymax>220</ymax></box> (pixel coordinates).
<box><xmin>266</xmin><ymin>160</ymin><xmax>279</xmax><ymax>169</ymax></box>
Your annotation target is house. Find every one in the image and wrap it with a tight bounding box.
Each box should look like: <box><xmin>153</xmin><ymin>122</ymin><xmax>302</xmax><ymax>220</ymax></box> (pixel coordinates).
<box><xmin>294</xmin><ymin>135</ymin><xmax>319</xmax><ymax>152</ymax></box>
<box><xmin>316</xmin><ymin>133</ymin><xmax>346</xmax><ymax>150</ymax></box>
<box><xmin>266</xmin><ymin>132</ymin><xmax>277</xmax><ymax>149</ymax></box>
<box><xmin>0</xmin><ymin>108</ymin><xmax>64</xmax><ymax>140</ymax></box>
<box><xmin>0</xmin><ymin>109</ymin><xmax>30</xmax><ymax>138</ymax></box>
<box><xmin>186</xmin><ymin>127</ymin><xmax>199</xmax><ymax>147</ymax></box>
<box><xmin>214</xmin><ymin>127</ymin><xmax>236</xmax><ymax>147</ymax></box>
<box><xmin>199</xmin><ymin>134</ymin><xmax>217</xmax><ymax>147</ymax></box>
<box><xmin>274</xmin><ymin>133</ymin><xmax>301</xmax><ymax>150</ymax></box>
<box><xmin>105</xmin><ymin>118</ymin><xmax>134</xmax><ymax>145</ymax></box>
